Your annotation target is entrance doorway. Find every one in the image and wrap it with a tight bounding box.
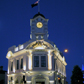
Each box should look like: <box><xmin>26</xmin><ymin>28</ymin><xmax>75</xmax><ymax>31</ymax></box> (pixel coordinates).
<box><xmin>36</xmin><ymin>82</ymin><xmax>45</xmax><ymax>84</ymax></box>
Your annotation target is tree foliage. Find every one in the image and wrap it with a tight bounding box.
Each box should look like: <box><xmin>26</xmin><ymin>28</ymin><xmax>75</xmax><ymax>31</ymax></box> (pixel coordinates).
<box><xmin>71</xmin><ymin>65</ymin><xmax>83</xmax><ymax>84</ymax></box>
<box><xmin>0</xmin><ymin>80</ymin><xmax>4</xmax><ymax>84</ymax></box>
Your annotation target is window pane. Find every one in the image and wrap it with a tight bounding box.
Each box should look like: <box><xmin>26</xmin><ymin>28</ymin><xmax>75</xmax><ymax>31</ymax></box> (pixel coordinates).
<box><xmin>34</xmin><ymin>56</ymin><xmax>39</xmax><ymax>67</ymax></box>
<box><xmin>41</xmin><ymin>56</ymin><xmax>46</xmax><ymax>67</ymax></box>
<box><xmin>11</xmin><ymin>77</ymin><xmax>13</xmax><ymax>80</ymax></box>
<box><xmin>11</xmin><ymin>62</ymin><xmax>13</xmax><ymax>71</ymax></box>
<box><xmin>17</xmin><ymin>60</ymin><xmax>19</xmax><ymax>70</ymax></box>
<box><xmin>21</xmin><ymin>58</ymin><xmax>23</xmax><ymax>69</ymax></box>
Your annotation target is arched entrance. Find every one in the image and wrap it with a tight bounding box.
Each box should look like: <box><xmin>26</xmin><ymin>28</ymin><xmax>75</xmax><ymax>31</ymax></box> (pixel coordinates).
<box><xmin>35</xmin><ymin>76</ymin><xmax>45</xmax><ymax>84</ymax></box>
<box><xmin>14</xmin><ymin>74</ymin><xmax>23</xmax><ymax>84</ymax></box>
<box><xmin>36</xmin><ymin>81</ymin><xmax>45</xmax><ymax>84</ymax></box>
<box><xmin>32</xmin><ymin>74</ymin><xmax>49</xmax><ymax>84</ymax></box>
<box><xmin>15</xmin><ymin>80</ymin><xmax>19</xmax><ymax>84</ymax></box>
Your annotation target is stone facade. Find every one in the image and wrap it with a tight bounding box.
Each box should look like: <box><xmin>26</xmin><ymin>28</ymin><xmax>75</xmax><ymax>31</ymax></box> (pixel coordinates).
<box><xmin>6</xmin><ymin>13</ymin><xmax>67</xmax><ymax>84</ymax></box>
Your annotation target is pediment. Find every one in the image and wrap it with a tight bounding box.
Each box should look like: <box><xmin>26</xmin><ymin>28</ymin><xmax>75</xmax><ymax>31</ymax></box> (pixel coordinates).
<box><xmin>6</xmin><ymin>51</ymin><xmax>13</xmax><ymax>59</ymax></box>
<box><xmin>26</xmin><ymin>40</ymin><xmax>54</xmax><ymax>50</ymax></box>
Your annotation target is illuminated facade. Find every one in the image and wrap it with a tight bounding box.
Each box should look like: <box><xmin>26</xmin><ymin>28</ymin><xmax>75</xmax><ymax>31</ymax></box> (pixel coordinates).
<box><xmin>6</xmin><ymin>13</ymin><xmax>67</xmax><ymax>84</ymax></box>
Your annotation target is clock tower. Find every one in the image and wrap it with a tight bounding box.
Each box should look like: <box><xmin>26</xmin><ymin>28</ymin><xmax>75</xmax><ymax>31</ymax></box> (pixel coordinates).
<box><xmin>30</xmin><ymin>12</ymin><xmax>49</xmax><ymax>40</ymax></box>
<box><xmin>6</xmin><ymin>12</ymin><xmax>67</xmax><ymax>84</ymax></box>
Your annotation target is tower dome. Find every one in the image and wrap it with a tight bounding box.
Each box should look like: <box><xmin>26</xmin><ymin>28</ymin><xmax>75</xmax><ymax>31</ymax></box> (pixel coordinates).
<box><xmin>33</xmin><ymin>12</ymin><xmax>45</xmax><ymax>19</ymax></box>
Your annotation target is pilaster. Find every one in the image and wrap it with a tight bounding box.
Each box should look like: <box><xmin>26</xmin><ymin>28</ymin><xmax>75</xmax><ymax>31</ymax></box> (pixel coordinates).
<box><xmin>13</xmin><ymin>59</ymin><xmax>16</xmax><ymax>73</ymax></box>
<box><xmin>28</xmin><ymin>51</ymin><xmax>32</xmax><ymax>70</ymax></box>
<box><xmin>48</xmin><ymin>51</ymin><xmax>52</xmax><ymax>70</ymax></box>
<box><xmin>8</xmin><ymin>60</ymin><xmax>11</xmax><ymax>74</ymax></box>
<box><xmin>23</xmin><ymin>55</ymin><xmax>27</xmax><ymax>70</ymax></box>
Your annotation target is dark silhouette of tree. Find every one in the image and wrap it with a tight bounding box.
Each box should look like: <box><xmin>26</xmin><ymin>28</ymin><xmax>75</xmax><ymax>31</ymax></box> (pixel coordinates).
<box><xmin>0</xmin><ymin>79</ymin><xmax>4</xmax><ymax>84</ymax></box>
<box><xmin>71</xmin><ymin>65</ymin><xmax>83</xmax><ymax>84</ymax></box>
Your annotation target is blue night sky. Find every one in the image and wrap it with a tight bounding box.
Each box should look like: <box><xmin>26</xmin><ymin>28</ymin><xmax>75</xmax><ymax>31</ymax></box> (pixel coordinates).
<box><xmin>0</xmin><ymin>0</ymin><xmax>84</xmax><ymax>84</ymax></box>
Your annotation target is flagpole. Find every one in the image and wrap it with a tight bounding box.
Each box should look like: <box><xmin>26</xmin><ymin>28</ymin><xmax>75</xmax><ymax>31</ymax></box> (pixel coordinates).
<box><xmin>38</xmin><ymin>0</ymin><xmax>40</xmax><ymax>13</ymax></box>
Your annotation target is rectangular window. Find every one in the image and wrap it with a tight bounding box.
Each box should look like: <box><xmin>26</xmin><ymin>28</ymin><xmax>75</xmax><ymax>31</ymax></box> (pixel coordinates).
<box><xmin>41</xmin><ymin>35</ymin><xmax>43</xmax><ymax>39</ymax></box>
<box><xmin>21</xmin><ymin>58</ymin><xmax>23</xmax><ymax>69</ymax></box>
<box><xmin>41</xmin><ymin>56</ymin><xmax>46</xmax><ymax>67</ymax></box>
<box><xmin>17</xmin><ymin>60</ymin><xmax>19</xmax><ymax>70</ymax></box>
<box><xmin>34</xmin><ymin>56</ymin><xmax>39</xmax><ymax>67</ymax></box>
<box><xmin>11</xmin><ymin>77</ymin><xmax>13</xmax><ymax>81</ymax></box>
<box><xmin>15</xmin><ymin>47</ymin><xmax>18</xmax><ymax>52</ymax></box>
<box><xmin>11</xmin><ymin>62</ymin><xmax>13</xmax><ymax>71</ymax></box>
<box><xmin>36</xmin><ymin>35</ymin><xmax>39</xmax><ymax>39</ymax></box>
<box><xmin>19</xmin><ymin>45</ymin><xmax>24</xmax><ymax>50</ymax></box>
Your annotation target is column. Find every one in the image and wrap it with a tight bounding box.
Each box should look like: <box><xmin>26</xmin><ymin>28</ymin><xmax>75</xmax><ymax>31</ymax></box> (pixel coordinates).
<box><xmin>28</xmin><ymin>51</ymin><xmax>32</xmax><ymax>70</ymax></box>
<box><xmin>48</xmin><ymin>51</ymin><xmax>52</xmax><ymax>70</ymax></box>
<box><xmin>13</xmin><ymin>59</ymin><xmax>16</xmax><ymax>73</ymax></box>
<box><xmin>23</xmin><ymin>55</ymin><xmax>26</xmax><ymax>70</ymax></box>
<box><xmin>8</xmin><ymin>60</ymin><xmax>11</xmax><ymax>74</ymax></box>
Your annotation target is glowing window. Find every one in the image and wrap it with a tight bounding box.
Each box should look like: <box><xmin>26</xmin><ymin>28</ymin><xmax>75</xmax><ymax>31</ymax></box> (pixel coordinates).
<box><xmin>19</xmin><ymin>45</ymin><xmax>24</xmax><ymax>50</ymax></box>
<box><xmin>30</xmin><ymin>34</ymin><xmax>32</xmax><ymax>39</ymax></box>
<box><xmin>15</xmin><ymin>47</ymin><xmax>18</xmax><ymax>52</ymax></box>
<box><xmin>47</xmin><ymin>34</ymin><xmax>49</xmax><ymax>38</ymax></box>
<box><xmin>36</xmin><ymin>35</ymin><xmax>39</xmax><ymax>39</ymax></box>
<box><xmin>41</xmin><ymin>35</ymin><xmax>43</xmax><ymax>39</ymax></box>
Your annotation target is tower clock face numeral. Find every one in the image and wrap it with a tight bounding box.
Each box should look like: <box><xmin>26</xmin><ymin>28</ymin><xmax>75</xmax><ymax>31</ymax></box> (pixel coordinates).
<box><xmin>36</xmin><ymin>22</ymin><xmax>43</xmax><ymax>28</ymax></box>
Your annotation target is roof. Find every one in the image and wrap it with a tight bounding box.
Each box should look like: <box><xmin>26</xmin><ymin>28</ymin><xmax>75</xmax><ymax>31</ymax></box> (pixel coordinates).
<box><xmin>33</xmin><ymin>12</ymin><xmax>45</xmax><ymax>19</ymax></box>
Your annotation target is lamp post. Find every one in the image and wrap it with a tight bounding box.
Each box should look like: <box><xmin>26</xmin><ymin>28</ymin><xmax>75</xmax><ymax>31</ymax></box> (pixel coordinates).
<box><xmin>64</xmin><ymin>49</ymin><xmax>68</xmax><ymax>53</ymax></box>
<box><xmin>63</xmin><ymin>49</ymin><xmax>68</xmax><ymax>84</ymax></box>
<box><xmin>60</xmin><ymin>49</ymin><xmax>68</xmax><ymax>84</ymax></box>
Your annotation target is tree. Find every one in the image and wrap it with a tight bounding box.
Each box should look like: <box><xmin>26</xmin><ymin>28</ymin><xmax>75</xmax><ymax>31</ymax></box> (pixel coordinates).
<box><xmin>71</xmin><ymin>65</ymin><xmax>83</xmax><ymax>84</ymax></box>
<box><xmin>0</xmin><ymin>80</ymin><xmax>4</xmax><ymax>84</ymax></box>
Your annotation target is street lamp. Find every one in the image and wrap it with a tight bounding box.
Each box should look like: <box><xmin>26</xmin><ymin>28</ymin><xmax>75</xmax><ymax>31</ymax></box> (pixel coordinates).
<box><xmin>64</xmin><ymin>49</ymin><xmax>68</xmax><ymax>53</ymax></box>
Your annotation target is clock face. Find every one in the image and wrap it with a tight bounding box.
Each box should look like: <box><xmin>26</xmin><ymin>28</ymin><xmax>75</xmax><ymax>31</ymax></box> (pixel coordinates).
<box><xmin>36</xmin><ymin>22</ymin><xmax>43</xmax><ymax>28</ymax></box>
